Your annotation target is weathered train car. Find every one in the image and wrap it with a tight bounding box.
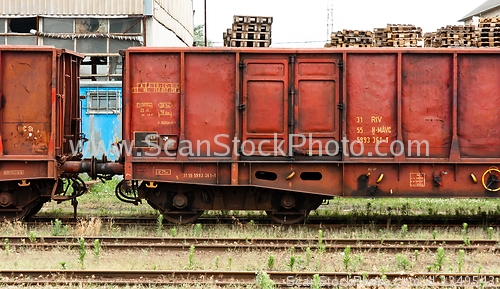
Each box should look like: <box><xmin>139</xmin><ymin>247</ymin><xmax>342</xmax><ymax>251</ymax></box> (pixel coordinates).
<box><xmin>119</xmin><ymin>47</ymin><xmax>500</xmax><ymax>224</ymax></box>
<box><xmin>0</xmin><ymin>46</ymin><xmax>84</xmax><ymax>219</ymax></box>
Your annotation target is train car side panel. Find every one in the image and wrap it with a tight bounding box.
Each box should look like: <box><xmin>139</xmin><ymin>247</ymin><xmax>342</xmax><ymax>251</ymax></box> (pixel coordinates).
<box><xmin>1</xmin><ymin>50</ymin><xmax>53</xmax><ymax>156</ymax></box>
<box><xmin>401</xmin><ymin>54</ymin><xmax>453</xmax><ymax>158</ymax></box>
<box><xmin>457</xmin><ymin>54</ymin><xmax>500</xmax><ymax>158</ymax></box>
<box><xmin>185</xmin><ymin>53</ymin><xmax>236</xmax><ymax>158</ymax></box>
<box><xmin>346</xmin><ymin>53</ymin><xmax>397</xmax><ymax>158</ymax></box>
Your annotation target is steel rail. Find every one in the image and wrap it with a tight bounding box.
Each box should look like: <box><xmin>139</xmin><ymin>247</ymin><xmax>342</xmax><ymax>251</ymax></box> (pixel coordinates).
<box><xmin>28</xmin><ymin>215</ymin><xmax>500</xmax><ymax>227</ymax></box>
<box><xmin>1</xmin><ymin>236</ymin><xmax>498</xmax><ymax>252</ymax></box>
<box><xmin>0</xmin><ymin>269</ymin><xmax>499</xmax><ymax>287</ymax></box>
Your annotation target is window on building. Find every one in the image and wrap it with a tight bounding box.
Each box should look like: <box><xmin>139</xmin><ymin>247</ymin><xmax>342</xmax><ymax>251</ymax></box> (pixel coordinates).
<box><xmin>43</xmin><ymin>18</ymin><xmax>73</xmax><ymax>33</ymax></box>
<box><xmin>0</xmin><ymin>18</ymin><xmax>5</xmax><ymax>33</ymax></box>
<box><xmin>110</xmin><ymin>18</ymin><xmax>141</xmax><ymax>34</ymax></box>
<box><xmin>9</xmin><ymin>18</ymin><xmax>36</xmax><ymax>33</ymax></box>
<box><xmin>87</xmin><ymin>89</ymin><xmax>121</xmax><ymax>114</ymax></box>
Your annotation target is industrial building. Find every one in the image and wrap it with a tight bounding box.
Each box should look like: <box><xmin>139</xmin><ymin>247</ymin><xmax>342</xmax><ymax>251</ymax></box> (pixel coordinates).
<box><xmin>459</xmin><ymin>0</ymin><xmax>500</xmax><ymax>24</ymax></box>
<box><xmin>0</xmin><ymin>0</ymin><xmax>194</xmax><ymax>81</ymax></box>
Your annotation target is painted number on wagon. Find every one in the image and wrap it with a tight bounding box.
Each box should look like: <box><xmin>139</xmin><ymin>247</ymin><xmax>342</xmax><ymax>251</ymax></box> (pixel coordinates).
<box><xmin>183</xmin><ymin>173</ymin><xmax>217</xmax><ymax>178</ymax></box>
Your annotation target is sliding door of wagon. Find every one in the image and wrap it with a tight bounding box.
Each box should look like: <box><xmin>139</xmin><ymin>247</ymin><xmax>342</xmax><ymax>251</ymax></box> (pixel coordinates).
<box><xmin>241</xmin><ymin>55</ymin><xmax>289</xmax><ymax>157</ymax></box>
<box><xmin>293</xmin><ymin>54</ymin><xmax>340</xmax><ymax>158</ymax></box>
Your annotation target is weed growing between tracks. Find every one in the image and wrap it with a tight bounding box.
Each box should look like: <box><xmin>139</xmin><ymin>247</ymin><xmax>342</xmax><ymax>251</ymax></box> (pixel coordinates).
<box><xmin>0</xmin><ymin>222</ymin><xmax>500</xmax><ymax>287</ymax></box>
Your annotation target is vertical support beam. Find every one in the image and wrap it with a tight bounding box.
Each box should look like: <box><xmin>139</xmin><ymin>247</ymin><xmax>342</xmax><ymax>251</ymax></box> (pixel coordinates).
<box><xmin>394</xmin><ymin>52</ymin><xmax>406</xmax><ymax>162</ymax></box>
<box><xmin>178</xmin><ymin>51</ymin><xmax>188</xmax><ymax>161</ymax></box>
<box><xmin>341</xmin><ymin>52</ymin><xmax>349</xmax><ymax>161</ymax></box>
<box><xmin>0</xmin><ymin>50</ymin><xmax>3</xmax><ymax>156</ymax></box>
<box><xmin>51</xmin><ymin>49</ymin><xmax>59</xmax><ymax>159</ymax></box>
<box><xmin>204</xmin><ymin>0</ymin><xmax>207</xmax><ymax>47</ymax></box>
<box><xmin>449</xmin><ymin>53</ymin><xmax>461</xmax><ymax>162</ymax></box>
<box><xmin>123</xmin><ymin>50</ymin><xmax>133</xmax><ymax>180</ymax></box>
<box><xmin>231</xmin><ymin>51</ymin><xmax>240</xmax><ymax>185</ymax></box>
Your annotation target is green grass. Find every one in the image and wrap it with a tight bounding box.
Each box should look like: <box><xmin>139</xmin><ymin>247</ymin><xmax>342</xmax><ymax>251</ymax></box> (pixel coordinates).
<box><xmin>313</xmin><ymin>197</ymin><xmax>500</xmax><ymax>218</ymax></box>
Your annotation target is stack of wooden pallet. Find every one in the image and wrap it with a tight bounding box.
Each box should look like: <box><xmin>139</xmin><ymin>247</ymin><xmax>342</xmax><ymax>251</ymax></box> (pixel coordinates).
<box><xmin>329</xmin><ymin>29</ymin><xmax>373</xmax><ymax>47</ymax></box>
<box><xmin>385</xmin><ymin>24</ymin><xmax>422</xmax><ymax>47</ymax></box>
<box><xmin>478</xmin><ymin>17</ymin><xmax>500</xmax><ymax>47</ymax></box>
<box><xmin>423</xmin><ymin>32</ymin><xmax>437</xmax><ymax>47</ymax></box>
<box><xmin>373</xmin><ymin>28</ymin><xmax>387</xmax><ymax>47</ymax></box>
<box><xmin>427</xmin><ymin>25</ymin><xmax>477</xmax><ymax>47</ymax></box>
<box><xmin>223</xmin><ymin>15</ymin><xmax>272</xmax><ymax>47</ymax></box>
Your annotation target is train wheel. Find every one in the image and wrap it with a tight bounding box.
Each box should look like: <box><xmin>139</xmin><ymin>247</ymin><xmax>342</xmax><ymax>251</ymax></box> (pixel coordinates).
<box><xmin>162</xmin><ymin>209</ymin><xmax>204</xmax><ymax>224</ymax></box>
<box><xmin>0</xmin><ymin>202</ymin><xmax>37</xmax><ymax>221</ymax></box>
<box><xmin>266</xmin><ymin>210</ymin><xmax>309</xmax><ymax>225</ymax></box>
<box><xmin>25</xmin><ymin>199</ymin><xmax>48</xmax><ymax>219</ymax></box>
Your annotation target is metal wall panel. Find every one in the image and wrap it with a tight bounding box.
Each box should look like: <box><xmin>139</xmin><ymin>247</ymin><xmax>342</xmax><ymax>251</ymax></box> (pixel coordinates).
<box><xmin>152</xmin><ymin>0</ymin><xmax>194</xmax><ymax>46</ymax></box>
<box><xmin>0</xmin><ymin>0</ymin><xmax>143</xmax><ymax>16</ymax></box>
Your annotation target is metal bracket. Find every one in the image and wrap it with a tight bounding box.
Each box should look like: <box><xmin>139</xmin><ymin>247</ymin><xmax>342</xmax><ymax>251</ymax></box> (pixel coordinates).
<box><xmin>238</xmin><ymin>62</ymin><xmax>246</xmax><ymax>68</ymax></box>
<box><xmin>337</xmin><ymin>103</ymin><xmax>344</xmax><ymax>110</ymax></box>
<box><xmin>337</xmin><ymin>61</ymin><xmax>344</xmax><ymax>69</ymax></box>
<box><xmin>145</xmin><ymin>181</ymin><xmax>157</xmax><ymax>189</ymax></box>
<box><xmin>18</xmin><ymin>180</ymin><xmax>30</xmax><ymax>187</ymax></box>
<box><xmin>238</xmin><ymin>103</ymin><xmax>246</xmax><ymax>111</ymax></box>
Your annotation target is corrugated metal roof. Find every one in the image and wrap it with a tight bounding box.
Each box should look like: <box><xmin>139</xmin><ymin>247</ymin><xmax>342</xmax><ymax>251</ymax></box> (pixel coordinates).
<box><xmin>459</xmin><ymin>0</ymin><xmax>500</xmax><ymax>21</ymax></box>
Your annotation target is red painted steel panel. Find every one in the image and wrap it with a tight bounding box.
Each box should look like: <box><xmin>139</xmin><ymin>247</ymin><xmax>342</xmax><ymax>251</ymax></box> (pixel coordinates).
<box><xmin>242</xmin><ymin>56</ymin><xmax>288</xmax><ymax>156</ymax></box>
<box><xmin>128</xmin><ymin>53</ymin><xmax>180</xmax><ymax>156</ymax></box>
<box><xmin>401</xmin><ymin>54</ymin><xmax>453</xmax><ymax>158</ymax></box>
<box><xmin>346</xmin><ymin>54</ymin><xmax>397</xmax><ymax>157</ymax></box>
<box><xmin>185</xmin><ymin>53</ymin><xmax>236</xmax><ymax>157</ymax></box>
<box><xmin>1</xmin><ymin>51</ymin><xmax>52</xmax><ymax>155</ymax></box>
<box><xmin>458</xmin><ymin>54</ymin><xmax>500</xmax><ymax>158</ymax></box>
<box><xmin>294</xmin><ymin>54</ymin><xmax>340</xmax><ymax>155</ymax></box>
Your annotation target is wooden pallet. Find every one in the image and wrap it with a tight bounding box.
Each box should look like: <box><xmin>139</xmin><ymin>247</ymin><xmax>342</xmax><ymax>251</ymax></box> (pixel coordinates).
<box><xmin>479</xmin><ymin>22</ymin><xmax>500</xmax><ymax>28</ymax></box>
<box><xmin>333</xmin><ymin>43</ymin><xmax>372</xmax><ymax>48</ymax></box>
<box><xmin>344</xmin><ymin>37</ymin><xmax>373</xmax><ymax>44</ymax></box>
<box><xmin>387</xmin><ymin>24</ymin><xmax>422</xmax><ymax>32</ymax></box>
<box><xmin>478</xmin><ymin>42</ymin><xmax>500</xmax><ymax>47</ymax></box>
<box><xmin>232</xmin><ymin>23</ymin><xmax>271</xmax><ymax>33</ymax></box>
<box><xmin>479</xmin><ymin>31</ymin><xmax>500</xmax><ymax>37</ymax></box>
<box><xmin>229</xmin><ymin>39</ymin><xmax>271</xmax><ymax>47</ymax></box>
<box><xmin>386</xmin><ymin>39</ymin><xmax>419</xmax><ymax>47</ymax></box>
<box><xmin>479</xmin><ymin>17</ymin><xmax>500</xmax><ymax>23</ymax></box>
<box><xmin>230</xmin><ymin>31</ymin><xmax>271</xmax><ymax>40</ymax></box>
<box><xmin>342</xmin><ymin>29</ymin><xmax>373</xmax><ymax>37</ymax></box>
<box><xmin>233</xmin><ymin>15</ymin><xmax>273</xmax><ymax>25</ymax></box>
<box><xmin>387</xmin><ymin>32</ymin><xmax>422</xmax><ymax>39</ymax></box>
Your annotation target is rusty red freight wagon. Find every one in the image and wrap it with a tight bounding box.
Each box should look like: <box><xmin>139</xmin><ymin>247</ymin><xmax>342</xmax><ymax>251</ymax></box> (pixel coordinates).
<box><xmin>118</xmin><ymin>47</ymin><xmax>500</xmax><ymax>224</ymax></box>
<box><xmin>0</xmin><ymin>46</ymin><xmax>85</xmax><ymax>219</ymax></box>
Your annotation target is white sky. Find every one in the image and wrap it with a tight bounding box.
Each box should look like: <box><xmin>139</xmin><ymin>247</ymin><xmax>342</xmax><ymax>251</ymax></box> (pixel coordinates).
<box><xmin>193</xmin><ymin>0</ymin><xmax>482</xmax><ymax>47</ymax></box>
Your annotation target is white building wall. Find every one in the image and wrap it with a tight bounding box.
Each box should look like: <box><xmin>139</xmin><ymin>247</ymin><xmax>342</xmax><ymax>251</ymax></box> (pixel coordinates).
<box><xmin>146</xmin><ymin>18</ymin><xmax>189</xmax><ymax>47</ymax></box>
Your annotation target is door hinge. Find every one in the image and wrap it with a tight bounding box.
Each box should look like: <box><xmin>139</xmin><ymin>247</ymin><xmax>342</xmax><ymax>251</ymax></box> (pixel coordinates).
<box><xmin>239</xmin><ymin>62</ymin><xmax>246</xmax><ymax>68</ymax></box>
<box><xmin>337</xmin><ymin>61</ymin><xmax>344</xmax><ymax>69</ymax></box>
<box><xmin>337</xmin><ymin>103</ymin><xmax>344</xmax><ymax>110</ymax></box>
<box><xmin>238</xmin><ymin>103</ymin><xmax>246</xmax><ymax>111</ymax></box>
<box><xmin>289</xmin><ymin>54</ymin><xmax>296</xmax><ymax>64</ymax></box>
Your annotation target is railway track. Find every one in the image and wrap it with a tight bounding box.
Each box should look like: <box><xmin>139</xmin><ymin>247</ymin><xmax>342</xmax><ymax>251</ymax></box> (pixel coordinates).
<box><xmin>27</xmin><ymin>215</ymin><xmax>500</xmax><ymax>228</ymax></box>
<box><xmin>0</xmin><ymin>269</ymin><xmax>499</xmax><ymax>288</ymax></box>
<box><xmin>1</xmin><ymin>236</ymin><xmax>498</xmax><ymax>252</ymax></box>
